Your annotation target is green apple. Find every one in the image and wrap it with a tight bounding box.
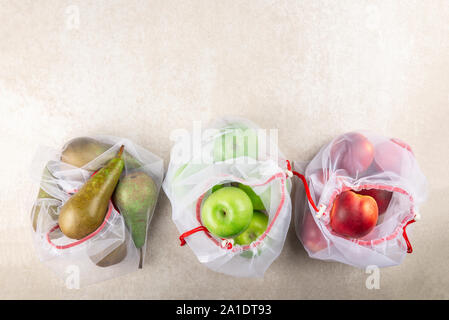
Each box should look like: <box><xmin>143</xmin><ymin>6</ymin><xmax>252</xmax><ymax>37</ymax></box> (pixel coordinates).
<box><xmin>239</xmin><ymin>246</ymin><xmax>264</xmax><ymax>258</ymax></box>
<box><xmin>237</xmin><ymin>183</ymin><xmax>266</xmax><ymax>211</ymax></box>
<box><xmin>201</xmin><ymin>187</ymin><xmax>253</xmax><ymax>238</ymax></box>
<box><xmin>211</xmin><ymin>184</ymin><xmax>225</xmax><ymax>193</ymax></box>
<box><xmin>213</xmin><ymin>126</ymin><xmax>258</xmax><ymax>162</ymax></box>
<box><xmin>234</xmin><ymin>211</ymin><xmax>268</xmax><ymax>246</ymax></box>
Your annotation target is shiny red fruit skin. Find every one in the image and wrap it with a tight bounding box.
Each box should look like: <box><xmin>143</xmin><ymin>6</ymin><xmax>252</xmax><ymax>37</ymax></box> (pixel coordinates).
<box><xmin>301</xmin><ymin>211</ymin><xmax>328</xmax><ymax>253</ymax></box>
<box><xmin>330</xmin><ymin>190</ymin><xmax>378</xmax><ymax>239</ymax></box>
<box><xmin>355</xmin><ymin>189</ymin><xmax>392</xmax><ymax>215</ymax></box>
<box><xmin>330</xmin><ymin>132</ymin><xmax>374</xmax><ymax>177</ymax></box>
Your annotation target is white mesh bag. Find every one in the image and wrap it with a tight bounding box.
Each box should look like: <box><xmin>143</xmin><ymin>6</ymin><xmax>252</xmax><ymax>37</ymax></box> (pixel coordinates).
<box><xmin>163</xmin><ymin>117</ymin><xmax>292</xmax><ymax>277</ymax></box>
<box><xmin>30</xmin><ymin>136</ymin><xmax>164</xmax><ymax>287</ymax></box>
<box><xmin>293</xmin><ymin>131</ymin><xmax>427</xmax><ymax>268</ymax></box>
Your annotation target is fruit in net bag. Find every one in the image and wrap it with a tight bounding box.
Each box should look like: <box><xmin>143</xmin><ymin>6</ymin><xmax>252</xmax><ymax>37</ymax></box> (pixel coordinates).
<box><xmin>31</xmin><ymin>165</ymin><xmax>60</xmax><ymax>231</ymax></box>
<box><xmin>113</xmin><ymin>171</ymin><xmax>158</xmax><ymax>268</ymax></box>
<box><xmin>201</xmin><ymin>187</ymin><xmax>253</xmax><ymax>238</ymax></box>
<box><xmin>355</xmin><ymin>189</ymin><xmax>392</xmax><ymax>215</ymax></box>
<box><xmin>330</xmin><ymin>132</ymin><xmax>374</xmax><ymax>176</ymax></box>
<box><xmin>374</xmin><ymin>139</ymin><xmax>414</xmax><ymax>175</ymax></box>
<box><xmin>330</xmin><ymin>190</ymin><xmax>378</xmax><ymax>238</ymax></box>
<box><xmin>234</xmin><ymin>211</ymin><xmax>268</xmax><ymax>246</ymax></box>
<box><xmin>61</xmin><ymin>137</ymin><xmax>142</xmax><ymax>170</ymax></box>
<box><xmin>58</xmin><ymin>146</ymin><xmax>125</xmax><ymax>239</ymax></box>
<box><xmin>93</xmin><ymin>240</ymin><xmax>128</xmax><ymax>268</ymax></box>
<box><xmin>301</xmin><ymin>210</ymin><xmax>328</xmax><ymax>253</ymax></box>
<box><xmin>237</xmin><ymin>183</ymin><xmax>266</xmax><ymax>211</ymax></box>
<box><xmin>211</xmin><ymin>184</ymin><xmax>225</xmax><ymax>193</ymax></box>
<box><xmin>213</xmin><ymin>125</ymin><xmax>258</xmax><ymax>162</ymax></box>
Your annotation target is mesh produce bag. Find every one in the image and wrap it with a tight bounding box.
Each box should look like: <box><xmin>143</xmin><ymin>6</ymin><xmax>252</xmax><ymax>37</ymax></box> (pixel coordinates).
<box><xmin>293</xmin><ymin>131</ymin><xmax>427</xmax><ymax>268</ymax></box>
<box><xmin>30</xmin><ymin>136</ymin><xmax>164</xmax><ymax>286</ymax></box>
<box><xmin>163</xmin><ymin>117</ymin><xmax>292</xmax><ymax>277</ymax></box>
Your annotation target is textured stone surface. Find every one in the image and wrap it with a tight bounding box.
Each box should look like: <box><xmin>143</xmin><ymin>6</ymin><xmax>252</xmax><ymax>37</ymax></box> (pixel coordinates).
<box><xmin>1</xmin><ymin>1</ymin><xmax>448</xmax><ymax>299</ymax></box>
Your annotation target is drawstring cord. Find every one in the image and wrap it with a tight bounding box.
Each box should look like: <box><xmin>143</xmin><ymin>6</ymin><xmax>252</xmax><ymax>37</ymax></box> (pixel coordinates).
<box><xmin>402</xmin><ymin>219</ymin><xmax>416</xmax><ymax>253</ymax></box>
<box><xmin>285</xmin><ymin>160</ymin><xmax>326</xmax><ymax>218</ymax></box>
<box><xmin>179</xmin><ymin>226</ymin><xmax>233</xmax><ymax>249</ymax></box>
<box><xmin>179</xmin><ymin>226</ymin><xmax>209</xmax><ymax>246</ymax></box>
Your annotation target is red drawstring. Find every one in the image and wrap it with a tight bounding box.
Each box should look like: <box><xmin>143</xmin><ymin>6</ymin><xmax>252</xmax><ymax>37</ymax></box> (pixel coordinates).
<box><xmin>402</xmin><ymin>219</ymin><xmax>416</xmax><ymax>253</ymax></box>
<box><xmin>285</xmin><ymin>160</ymin><xmax>320</xmax><ymax>214</ymax></box>
<box><xmin>286</xmin><ymin>159</ymin><xmax>293</xmax><ymax>171</ymax></box>
<box><xmin>179</xmin><ymin>226</ymin><xmax>209</xmax><ymax>246</ymax></box>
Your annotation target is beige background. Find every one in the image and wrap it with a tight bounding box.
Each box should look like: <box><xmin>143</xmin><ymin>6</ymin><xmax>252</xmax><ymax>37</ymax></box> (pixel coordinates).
<box><xmin>1</xmin><ymin>1</ymin><xmax>449</xmax><ymax>299</ymax></box>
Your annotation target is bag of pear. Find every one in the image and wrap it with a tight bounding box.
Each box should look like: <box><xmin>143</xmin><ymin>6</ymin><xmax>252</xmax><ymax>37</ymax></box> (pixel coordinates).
<box><xmin>293</xmin><ymin>131</ymin><xmax>427</xmax><ymax>268</ymax></box>
<box><xmin>30</xmin><ymin>136</ymin><xmax>163</xmax><ymax>287</ymax></box>
<box><xmin>163</xmin><ymin>117</ymin><xmax>292</xmax><ymax>277</ymax></box>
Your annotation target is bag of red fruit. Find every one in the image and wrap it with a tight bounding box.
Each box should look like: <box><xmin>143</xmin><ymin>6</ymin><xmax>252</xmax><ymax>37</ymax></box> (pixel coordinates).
<box><xmin>163</xmin><ymin>117</ymin><xmax>292</xmax><ymax>277</ymax></box>
<box><xmin>293</xmin><ymin>131</ymin><xmax>427</xmax><ymax>268</ymax></box>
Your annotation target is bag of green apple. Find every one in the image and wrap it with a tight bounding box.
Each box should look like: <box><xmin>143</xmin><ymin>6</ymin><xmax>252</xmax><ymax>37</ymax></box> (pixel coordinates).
<box><xmin>29</xmin><ymin>136</ymin><xmax>164</xmax><ymax>287</ymax></box>
<box><xmin>292</xmin><ymin>131</ymin><xmax>427</xmax><ymax>268</ymax></box>
<box><xmin>163</xmin><ymin>117</ymin><xmax>292</xmax><ymax>277</ymax></box>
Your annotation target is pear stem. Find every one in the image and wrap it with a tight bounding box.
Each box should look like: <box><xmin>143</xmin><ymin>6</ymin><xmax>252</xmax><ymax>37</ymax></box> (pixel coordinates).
<box><xmin>138</xmin><ymin>247</ymin><xmax>143</xmax><ymax>269</ymax></box>
<box><xmin>117</xmin><ymin>145</ymin><xmax>125</xmax><ymax>158</ymax></box>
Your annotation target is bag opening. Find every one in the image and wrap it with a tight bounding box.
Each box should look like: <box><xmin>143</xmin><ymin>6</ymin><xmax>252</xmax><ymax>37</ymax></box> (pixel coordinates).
<box><xmin>179</xmin><ymin>171</ymin><xmax>288</xmax><ymax>253</ymax></box>
<box><xmin>321</xmin><ymin>184</ymin><xmax>416</xmax><ymax>250</ymax></box>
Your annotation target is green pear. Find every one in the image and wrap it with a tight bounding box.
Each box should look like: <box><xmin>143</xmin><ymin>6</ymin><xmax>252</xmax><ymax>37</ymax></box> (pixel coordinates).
<box><xmin>113</xmin><ymin>171</ymin><xmax>158</xmax><ymax>268</ymax></box>
<box><xmin>31</xmin><ymin>165</ymin><xmax>61</xmax><ymax>231</ymax></box>
<box><xmin>61</xmin><ymin>137</ymin><xmax>142</xmax><ymax>170</ymax></box>
<box><xmin>91</xmin><ymin>240</ymin><xmax>128</xmax><ymax>268</ymax></box>
<box><xmin>58</xmin><ymin>146</ymin><xmax>125</xmax><ymax>239</ymax></box>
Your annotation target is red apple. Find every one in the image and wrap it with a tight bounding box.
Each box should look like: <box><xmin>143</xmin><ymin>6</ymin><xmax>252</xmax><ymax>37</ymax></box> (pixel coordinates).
<box><xmin>355</xmin><ymin>189</ymin><xmax>392</xmax><ymax>215</ymax></box>
<box><xmin>374</xmin><ymin>140</ymin><xmax>412</xmax><ymax>175</ymax></box>
<box><xmin>330</xmin><ymin>190</ymin><xmax>378</xmax><ymax>238</ymax></box>
<box><xmin>301</xmin><ymin>210</ymin><xmax>328</xmax><ymax>253</ymax></box>
<box><xmin>330</xmin><ymin>132</ymin><xmax>374</xmax><ymax>176</ymax></box>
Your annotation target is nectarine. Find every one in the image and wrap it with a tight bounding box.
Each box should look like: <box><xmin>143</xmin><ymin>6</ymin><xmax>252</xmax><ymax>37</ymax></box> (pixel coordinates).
<box><xmin>374</xmin><ymin>140</ymin><xmax>412</xmax><ymax>175</ymax></box>
<box><xmin>301</xmin><ymin>211</ymin><xmax>328</xmax><ymax>253</ymax></box>
<box><xmin>330</xmin><ymin>132</ymin><xmax>374</xmax><ymax>177</ymax></box>
<box><xmin>355</xmin><ymin>188</ymin><xmax>392</xmax><ymax>215</ymax></box>
<box><xmin>330</xmin><ymin>190</ymin><xmax>378</xmax><ymax>238</ymax></box>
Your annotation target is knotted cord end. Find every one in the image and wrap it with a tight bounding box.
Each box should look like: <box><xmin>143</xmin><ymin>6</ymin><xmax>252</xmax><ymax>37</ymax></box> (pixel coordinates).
<box><xmin>316</xmin><ymin>204</ymin><xmax>326</xmax><ymax>219</ymax></box>
<box><xmin>414</xmin><ymin>210</ymin><xmax>421</xmax><ymax>221</ymax></box>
